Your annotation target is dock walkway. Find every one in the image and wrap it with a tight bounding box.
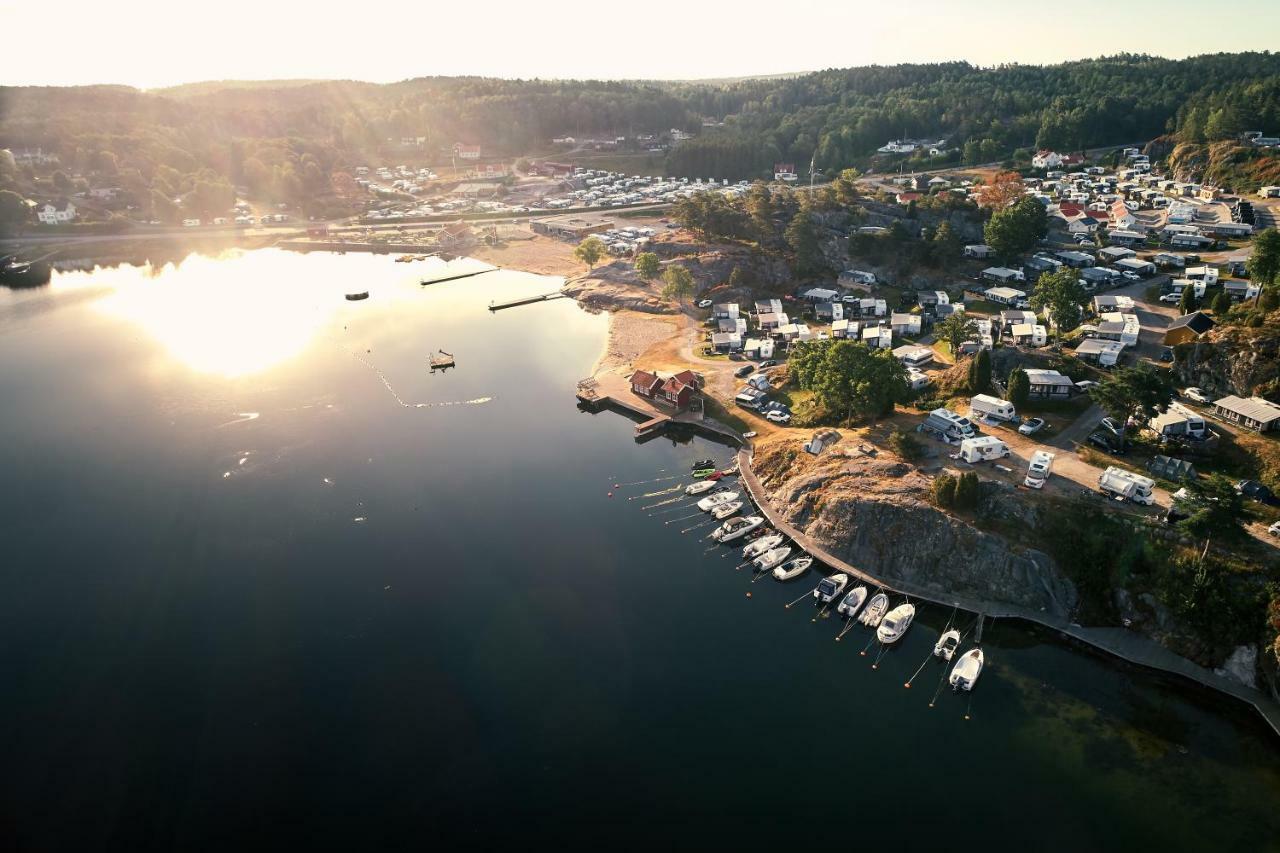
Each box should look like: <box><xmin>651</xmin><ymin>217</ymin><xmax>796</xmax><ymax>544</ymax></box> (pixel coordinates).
<box><xmin>735</xmin><ymin>445</ymin><xmax>1280</xmax><ymax>737</ymax></box>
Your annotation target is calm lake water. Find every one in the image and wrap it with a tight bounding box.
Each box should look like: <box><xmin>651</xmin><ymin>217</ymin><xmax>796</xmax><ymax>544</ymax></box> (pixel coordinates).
<box><xmin>1</xmin><ymin>249</ymin><xmax>1278</xmax><ymax>851</ymax></box>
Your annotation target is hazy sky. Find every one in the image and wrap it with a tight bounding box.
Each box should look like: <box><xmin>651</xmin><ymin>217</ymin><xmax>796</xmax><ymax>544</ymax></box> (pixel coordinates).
<box><xmin>3</xmin><ymin>0</ymin><xmax>1279</xmax><ymax>88</ymax></box>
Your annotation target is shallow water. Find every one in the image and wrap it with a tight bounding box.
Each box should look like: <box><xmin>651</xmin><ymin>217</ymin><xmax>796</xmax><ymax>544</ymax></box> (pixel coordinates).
<box><xmin>1</xmin><ymin>249</ymin><xmax>1277</xmax><ymax>850</ymax></box>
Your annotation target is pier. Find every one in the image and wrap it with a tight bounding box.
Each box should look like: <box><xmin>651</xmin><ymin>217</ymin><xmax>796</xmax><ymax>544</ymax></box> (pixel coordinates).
<box><xmin>421</xmin><ymin>267</ymin><xmax>499</xmax><ymax>287</ymax></box>
<box><xmin>575</xmin><ymin>373</ymin><xmax>739</xmax><ymax>441</ymax></box>
<box><xmin>489</xmin><ymin>291</ymin><xmax>565</xmax><ymax>311</ymax></box>
<box><xmin>734</xmin><ymin>444</ymin><xmax>1280</xmax><ymax>737</ymax></box>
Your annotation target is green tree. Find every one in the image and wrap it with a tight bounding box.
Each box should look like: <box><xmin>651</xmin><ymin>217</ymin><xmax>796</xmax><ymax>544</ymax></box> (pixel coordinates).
<box><xmin>661</xmin><ymin>264</ymin><xmax>695</xmax><ymax>303</ymax></box>
<box><xmin>834</xmin><ymin>168</ymin><xmax>861</xmax><ymax>207</ymax></box>
<box><xmin>984</xmin><ymin>196</ymin><xmax>1048</xmax><ymax>262</ymax></box>
<box><xmin>1211</xmin><ymin>289</ymin><xmax>1233</xmax><ymax>315</ymax></box>
<box><xmin>1178</xmin><ymin>473</ymin><xmax>1246</xmax><ymax>540</ymax></box>
<box><xmin>931</xmin><ymin>221</ymin><xmax>962</xmax><ymax>264</ymax></box>
<box><xmin>634</xmin><ymin>252</ymin><xmax>660</xmax><ymax>281</ymax></box>
<box><xmin>0</xmin><ymin>149</ymin><xmax>19</xmax><ymax>189</ymax></box>
<box><xmin>1260</xmin><ymin>287</ymin><xmax>1280</xmax><ymax>312</ymax></box>
<box><xmin>574</xmin><ymin>236</ymin><xmax>605</xmax><ymax>269</ymax></box>
<box><xmin>1087</xmin><ymin>363</ymin><xmax>1173</xmax><ymax>440</ymax></box>
<box><xmin>51</xmin><ymin>170</ymin><xmax>72</xmax><ymax>193</ymax></box>
<box><xmin>1008</xmin><ymin>368</ymin><xmax>1030</xmax><ymax>409</ymax></box>
<box><xmin>932</xmin><ymin>473</ymin><xmax>958</xmax><ymax>507</ymax></box>
<box><xmin>1179</xmin><ymin>285</ymin><xmax>1198</xmax><ymax>314</ymax></box>
<box><xmin>0</xmin><ymin>189</ymin><xmax>29</xmax><ymax>232</ymax></box>
<box><xmin>935</xmin><ymin>312</ymin><xmax>979</xmax><ymax>357</ymax></box>
<box><xmin>790</xmin><ymin>339</ymin><xmax>909</xmax><ymax>424</ymax></box>
<box><xmin>785</xmin><ymin>206</ymin><xmax>825</xmax><ymax>278</ymax></box>
<box><xmin>1030</xmin><ymin>268</ymin><xmax>1088</xmax><ymax>342</ymax></box>
<box><xmin>1246</xmin><ymin>228</ymin><xmax>1280</xmax><ymax>289</ymax></box>
<box><xmin>968</xmin><ymin>348</ymin><xmax>992</xmax><ymax>393</ymax></box>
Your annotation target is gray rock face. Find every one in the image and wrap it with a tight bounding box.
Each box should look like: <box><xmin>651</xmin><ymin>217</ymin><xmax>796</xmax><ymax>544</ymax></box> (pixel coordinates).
<box><xmin>1214</xmin><ymin>645</ymin><xmax>1259</xmax><ymax>690</ymax></box>
<box><xmin>766</xmin><ymin>461</ymin><xmax>1078</xmax><ymax>617</ymax></box>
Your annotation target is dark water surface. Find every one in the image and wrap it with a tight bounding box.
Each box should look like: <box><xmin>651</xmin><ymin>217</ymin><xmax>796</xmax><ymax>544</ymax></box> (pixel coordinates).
<box><xmin>1</xmin><ymin>249</ymin><xmax>1278</xmax><ymax>851</ymax></box>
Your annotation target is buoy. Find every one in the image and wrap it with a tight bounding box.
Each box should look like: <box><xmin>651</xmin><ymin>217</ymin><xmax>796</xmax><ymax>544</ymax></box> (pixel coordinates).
<box><xmin>607</xmin><ymin>492</ymin><xmax>613</xmax><ymax>497</ymax></box>
<box><xmin>859</xmin><ymin>651</ymin><xmax>866</xmax><ymax>656</ymax></box>
<box><xmin>928</xmin><ymin>703</ymin><xmax>934</xmax><ymax>708</ymax></box>
<box><xmin>614</xmin><ymin>483</ymin><xmax>620</xmax><ymax>488</ymax></box>
<box><xmin>835</xmin><ymin>637</ymin><xmax>841</xmax><ymax>642</ymax></box>
<box><xmin>746</xmin><ymin>592</ymin><xmax>752</xmax><ymax>598</ymax></box>
<box><xmin>871</xmin><ymin>664</ymin><xmax>878</xmax><ymax>670</ymax></box>
<box><xmin>904</xmin><ymin>683</ymin><xmax>911</xmax><ymax>689</ymax></box>
<box><xmin>964</xmin><ymin>715</ymin><xmax>970</xmax><ymax>721</ymax></box>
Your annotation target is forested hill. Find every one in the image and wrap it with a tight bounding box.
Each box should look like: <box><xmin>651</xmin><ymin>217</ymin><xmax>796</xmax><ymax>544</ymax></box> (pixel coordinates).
<box><xmin>3</xmin><ymin>53</ymin><xmax>1279</xmax><ymax>216</ymax></box>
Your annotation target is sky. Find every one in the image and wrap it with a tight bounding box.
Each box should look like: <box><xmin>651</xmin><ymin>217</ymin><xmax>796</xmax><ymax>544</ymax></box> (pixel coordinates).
<box><xmin>3</xmin><ymin>0</ymin><xmax>1279</xmax><ymax>88</ymax></box>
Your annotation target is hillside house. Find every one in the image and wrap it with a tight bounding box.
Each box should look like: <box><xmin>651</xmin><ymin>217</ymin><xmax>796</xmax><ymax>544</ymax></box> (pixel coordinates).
<box><xmin>1024</xmin><ymin>369</ymin><xmax>1074</xmax><ymax>399</ymax></box>
<box><xmin>1213</xmin><ymin>396</ymin><xmax>1280</xmax><ymax>432</ymax></box>
<box><xmin>1074</xmin><ymin>338</ymin><xmax>1125</xmax><ymax>367</ymax></box>
<box><xmin>35</xmin><ymin>200</ymin><xmax>76</xmax><ymax>225</ymax></box>
<box><xmin>1163</xmin><ymin>312</ymin><xmax>1215</xmax><ymax>346</ymax></box>
<box><xmin>890</xmin><ymin>312</ymin><xmax>922</xmax><ymax>336</ymax></box>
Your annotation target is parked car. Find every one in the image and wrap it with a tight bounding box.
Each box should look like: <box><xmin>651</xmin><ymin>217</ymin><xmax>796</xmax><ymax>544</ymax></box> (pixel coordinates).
<box><xmin>734</xmin><ymin>365</ymin><xmax>755</xmax><ymax>378</ymax></box>
<box><xmin>759</xmin><ymin>360</ymin><xmax>777</xmax><ymax>368</ymax></box>
<box><xmin>1017</xmin><ymin>417</ymin><xmax>1046</xmax><ymax>436</ymax></box>
<box><xmin>1121</xmin><ymin>271</ymin><xmax>1141</xmax><ymax>281</ymax></box>
<box><xmin>696</xmin><ymin>299</ymin><xmax>713</xmax><ymax>309</ymax></box>
<box><xmin>765</xmin><ymin>410</ymin><xmax>792</xmax><ymax>424</ymax></box>
<box><xmin>1099</xmin><ymin>417</ymin><xmax>1125</xmax><ymax>437</ymax></box>
<box><xmin>1183</xmin><ymin>387</ymin><xmax>1211</xmax><ymax>404</ymax></box>
<box><xmin>1088</xmin><ymin>431</ymin><xmax>1126</xmax><ymax>454</ymax></box>
<box><xmin>1269</xmin><ymin>521</ymin><xmax>1280</xmax><ymax>538</ymax></box>
<box><xmin>1158</xmin><ymin>292</ymin><xmax>1181</xmax><ymax>304</ymax></box>
<box><xmin>1236</xmin><ymin>480</ymin><xmax>1278</xmax><ymax>505</ymax></box>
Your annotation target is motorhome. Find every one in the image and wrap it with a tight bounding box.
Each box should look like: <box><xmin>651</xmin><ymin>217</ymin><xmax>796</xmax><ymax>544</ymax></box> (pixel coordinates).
<box><xmin>958</xmin><ymin>435</ymin><xmax>1010</xmax><ymax>463</ymax></box>
<box><xmin>1149</xmin><ymin>403</ymin><xmax>1207</xmax><ymax>440</ymax></box>
<box><xmin>921</xmin><ymin>408</ymin><xmax>977</xmax><ymax>444</ymax></box>
<box><xmin>969</xmin><ymin>394</ymin><xmax>1017</xmax><ymax>422</ymax></box>
<box><xmin>1024</xmin><ymin>451</ymin><xmax>1055</xmax><ymax>489</ymax></box>
<box><xmin>1098</xmin><ymin>466</ymin><xmax>1156</xmax><ymax>505</ymax></box>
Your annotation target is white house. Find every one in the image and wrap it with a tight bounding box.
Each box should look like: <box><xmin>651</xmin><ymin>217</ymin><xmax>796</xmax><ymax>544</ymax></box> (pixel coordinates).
<box><xmin>1109</xmin><ymin>199</ymin><xmax>1137</xmax><ymax>230</ymax></box>
<box><xmin>1008</xmin><ymin>323</ymin><xmax>1047</xmax><ymax>347</ymax></box>
<box><xmin>1032</xmin><ymin>150</ymin><xmax>1064</xmax><ymax>169</ymax></box>
<box><xmin>862</xmin><ymin>326</ymin><xmax>893</xmax><ymax>349</ymax></box>
<box><xmin>984</xmin><ymin>286</ymin><xmax>1028</xmax><ymax>306</ymax></box>
<box><xmin>890</xmin><ymin>312</ymin><xmax>922</xmax><ymax>336</ymax></box>
<box><xmin>36</xmin><ymin>200</ymin><xmax>76</xmax><ymax>225</ymax></box>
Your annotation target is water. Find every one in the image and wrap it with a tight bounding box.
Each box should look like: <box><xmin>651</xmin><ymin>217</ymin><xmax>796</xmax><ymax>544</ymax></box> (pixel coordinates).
<box><xmin>1</xmin><ymin>249</ymin><xmax>1277</xmax><ymax>851</ymax></box>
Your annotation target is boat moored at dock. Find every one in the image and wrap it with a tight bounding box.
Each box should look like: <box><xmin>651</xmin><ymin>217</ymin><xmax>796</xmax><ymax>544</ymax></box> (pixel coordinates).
<box><xmin>742</xmin><ymin>534</ymin><xmax>783</xmax><ymax>559</ymax></box>
<box><xmin>859</xmin><ymin>593</ymin><xmax>890</xmax><ymax>627</ymax></box>
<box><xmin>752</xmin><ymin>546</ymin><xmax>792</xmax><ymax>572</ymax></box>
<box><xmin>712</xmin><ymin>515</ymin><xmax>764</xmax><ymax>542</ymax></box>
<box><xmin>771</xmin><ymin>556</ymin><xmax>812</xmax><ymax>581</ymax></box>
<box><xmin>934</xmin><ymin>629</ymin><xmax>961</xmax><ymax>661</ymax></box>
<box><xmin>950</xmin><ymin>648</ymin><xmax>985</xmax><ymax>691</ymax></box>
<box><xmin>836</xmin><ymin>586</ymin><xmax>868</xmax><ymax>618</ymax></box>
<box><xmin>711</xmin><ymin>500</ymin><xmax>743</xmax><ymax>520</ymax></box>
<box><xmin>813</xmin><ymin>573</ymin><xmax>849</xmax><ymax>604</ymax></box>
<box><xmin>696</xmin><ymin>491</ymin><xmax>739</xmax><ymax>512</ymax></box>
<box><xmin>876</xmin><ymin>603</ymin><xmax>916</xmax><ymax>644</ymax></box>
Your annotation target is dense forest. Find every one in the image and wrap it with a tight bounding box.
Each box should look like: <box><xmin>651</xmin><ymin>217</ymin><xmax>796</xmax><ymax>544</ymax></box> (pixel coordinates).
<box><xmin>3</xmin><ymin>53</ymin><xmax>1280</xmax><ymax>218</ymax></box>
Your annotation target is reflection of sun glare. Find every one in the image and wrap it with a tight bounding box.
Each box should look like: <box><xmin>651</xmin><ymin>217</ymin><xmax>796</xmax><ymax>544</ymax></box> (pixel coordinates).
<box><xmin>60</xmin><ymin>250</ymin><xmax>385</xmax><ymax>377</ymax></box>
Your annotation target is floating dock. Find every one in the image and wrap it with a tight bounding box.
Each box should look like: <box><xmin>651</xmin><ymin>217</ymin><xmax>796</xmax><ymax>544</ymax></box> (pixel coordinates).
<box><xmin>420</xmin><ymin>267</ymin><xmax>499</xmax><ymax>287</ymax></box>
<box><xmin>489</xmin><ymin>291</ymin><xmax>564</xmax><ymax>312</ymax></box>
<box><xmin>429</xmin><ymin>350</ymin><xmax>456</xmax><ymax>370</ymax></box>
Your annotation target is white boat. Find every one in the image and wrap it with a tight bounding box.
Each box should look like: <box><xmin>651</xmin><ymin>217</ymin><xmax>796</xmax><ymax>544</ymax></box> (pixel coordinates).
<box><xmin>859</xmin><ymin>593</ymin><xmax>889</xmax><ymax>626</ymax></box>
<box><xmin>836</xmin><ymin>585</ymin><xmax>867</xmax><ymax>618</ymax></box>
<box><xmin>934</xmin><ymin>629</ymin><xmax>961</xmax><ymax>661</ymax></box>
<box><xmin>949</xmin><ymin>648</ymin><xmax>985</xmax><ymax>691</ymax></box>
<box><xmin>752</xmin><ymin>546</ymin><xmax>792</xmax><ymax>572</ymax></box>
<box><xmin>697</xmin><ymin>491</ymin><xmax>740</xmax><ymax>512</ymax></box>
<box><xmin>712</xmin><ymin>515</ymin><xmax>763</xmax><ymax>543</ymax></box>
<box><xmin>742</xmin><ymin>534</ymin><xmax>783</xmax><ymax>559</ymax></box>
<box><xmin>686</xmin><ymin>480</ymin><xmax>717</xmax><ymax>496</ymax></box>
<box><xmin>813</xmin><ymin>573</ymin><xmax>849</xmax><ymax>603</ymax></box>
<box><xmin>711</xmin><ymin>500</ymin><xmax>743</xmax><ymax>520</ymax></box>
<box><xmin>876</xmin><ymin>603</ymin><xmax>916</xmax><ymax>644</ymax></box>
<box><xmin>771</xmin><ymin>556</ymin><xmax>813</xmax><ymax>581</ymax></box>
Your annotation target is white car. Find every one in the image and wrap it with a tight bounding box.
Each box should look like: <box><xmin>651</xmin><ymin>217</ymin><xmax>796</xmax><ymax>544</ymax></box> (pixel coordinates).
<box><xmin>765</xmin><ymin>411</ymin><xmax>791</xmax><ymax>424</ymax></box>
<box><xmin>696</xmin><ymin>299</ymin><xmax>712</xmax><ymax>309</ymax></box>
<box><xmin>1159</xmin><ymin>292</ymin><xmax>1181</xmax><ymax>304</ymax></box>
<box><xmin>1121</xmin><ymin>271</ymin><xmax>1141</xmax><ymax>281</ymax></box>
<box><xmin>1183</xmin><ymin>387</ymin><xmax>1211</xmax><ymax>404</ymax></box>
<box><xmin>1269</xmin><ymin>521</ymin><xmax>1280</xmax><ymax>538</ymax></box>
<box><xmin>1017</xmin><ymin>417</ymin><xmax>1046</xmax><ymax>436</ymax></box>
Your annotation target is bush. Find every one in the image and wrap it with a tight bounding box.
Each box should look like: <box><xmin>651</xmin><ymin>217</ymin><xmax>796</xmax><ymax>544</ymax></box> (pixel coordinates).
<box><xmin>914</xmin><ymin>397</ymin><xmax>946</xmax><ymax>412</ymax></box>
<box><xmin>1008</xmin><ymin>368</ymin><xmax>1030</xmax><ymax>409</ymax></box>
<box><xmin>932</xmin><ymin>474</ymin><xmax>958</xmax><ymax>508</ymax></box>
<box><xmin>967</xmin><ymin>348</ymin><xmax>991</xmax><ymax>393</ymax></box>
<box><xmin>887</xmin><ymin>428</ymin><xmax>924</xmax><ymax>461</ymax></box>
<box><xmin>954</xmin><ymin>471</ymin><xmax>981</xmax><ymax>510</ymax></box>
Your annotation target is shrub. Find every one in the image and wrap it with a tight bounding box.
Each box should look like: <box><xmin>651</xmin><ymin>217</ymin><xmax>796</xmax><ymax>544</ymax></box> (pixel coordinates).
<box><xmin>887</xmin><ymin>427</ymin><xmax>924</xmax><ymax>461</ymax></box>
<box><xmin>1008</xmin><ymin>368</ymin><xmax>1030</xmax><ymax>409</ymax></box>
<box><xmin>954</xmin><ymin>471</ymin><xmax>980</xmax><ymax>510</ymax></box>
<box><xmin>932</xmin><ymin>474</ymin><xmax>958</xmax><ymax>508</ymax></box>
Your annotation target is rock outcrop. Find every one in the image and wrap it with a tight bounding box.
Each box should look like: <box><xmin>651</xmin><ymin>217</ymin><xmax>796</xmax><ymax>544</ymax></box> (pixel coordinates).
<box><xmin>754</xmin><ymin>441</ymin><xmax>1078</xmax><ymax>617</ymax></box>
<box><xmin>1174</xmin><ymin>319</ymin><xmax>1280</xmax><ymax>400</ymax></box>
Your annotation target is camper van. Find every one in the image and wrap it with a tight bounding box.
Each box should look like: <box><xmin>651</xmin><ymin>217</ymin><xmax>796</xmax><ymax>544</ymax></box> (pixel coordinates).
<box><xmin>921</xmin><ymin>408</ymin><xmax>977</xmax><ymax>444</ymax></box>
<box><xmin>1024</xmin><ymin>451</ymin><xmax>1055</xmax><ymax>489</ymax></box>
<box><xmin>1098</xmin><ymin>466</ymin><xmax>1156</xmax><ymax>505</ymax></box>
<box><xmin>958</xmin><ymin>436</ymin><xmax>1010</xmax><ymax>463</ymax></box>
<box><xmin>969</xmin><ymin>394</ymin><xmax>1017</xmax><ymax>423</ymax></box>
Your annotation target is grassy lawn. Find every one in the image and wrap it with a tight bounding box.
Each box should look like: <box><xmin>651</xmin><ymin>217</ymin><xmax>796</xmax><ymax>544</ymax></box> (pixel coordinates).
<box><xmin>702</xmin><ymin>396</ymin><xmax>753</xmax><ymax>434</ymax></box>
<box><xmin>961</xmin><ymin>298</ymin><xmax>1004</xmax><ymax>315</ymax></box>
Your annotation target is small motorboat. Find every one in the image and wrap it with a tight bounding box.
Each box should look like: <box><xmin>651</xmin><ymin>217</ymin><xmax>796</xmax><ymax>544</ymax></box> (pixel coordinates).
<box><xmin>711</xmin><ymin>500</ymin><xmax>743</xmax><ymax>520</ymax></box>
<box><xmin>706</xmin><ymin>471</ymin><xmax>725</xmax><ymax>481</ymax></box>
<box><xmin>686</xmin><ymin>481</ymin><xmax>717</xmax><ymax>496</ymax></box>
<box><xmin>836</xmin><ymin>585</ymin><xmax>868</xmax><ymax>618</ymax></box>
<box><xmin>949</xmin><ymin>648</ymin><xmax>985</xmax><ymax>692</ymax></box>
<box><xmin>934</xmin><ymin>629</ymin><xmax>961</xmax><ymax>661</ymax></box>
<box><xmin>752</xmin><ymin>546</ymin><xmax>792</xmax><ymax>572</ymax></box>
<box><xmin>813</xmin><ymin>573</ymin><xmax>849</xmax><ymax>604</ymax></box>
<box><xmin>742</xmin><ymin>534</ymin><xmax>783</xmax><ymax>560</ymax></box>
<box><xmin>712</xmin><ymin>515</ymin><xmax>764</xmax><ymax>543</ymax></box>
<box><xmin>692</xmin><ymin>467</ymin><xmax>718</xmax><ymax>479</ymax></box>
<box><xmin>859</xmin><ymin>593</ymin><xmax>890</xmax><ymax>627</ymax></box>
<box><xmin>772</xmin><ymin>556</ymin><xmax>813</xmax><ymax>581</ymax></box>
<box><xmin>876</xmin><ymin>603</ymin><xmax>916</xmax><ymax>644</ymax></box>
<box><xmin>691</xmin><ymin>459</ymin><xmax>714</xmax><ymax>471</ymax></box>
<box><xmin>345</xmin><ymin>291</ymin><xmax>369</xmax><ymax>301</ymax></box>
<box><xmin>697</xmin><ymin>491</ymin><xmax>739</xmax><ymax>512</ymax></box>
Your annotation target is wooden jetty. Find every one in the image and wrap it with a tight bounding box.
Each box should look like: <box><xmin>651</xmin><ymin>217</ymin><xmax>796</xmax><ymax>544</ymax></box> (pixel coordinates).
<box><xmin>420</xmin><ymin>267</ymin><xmax>499</xmax><ymax>287</ymax></box>
<box><xmin>489</xmin><ymin>291</ymin><xmax>564</xmax><ymax>312</ymax></box>
<box><xmin>429</xmin><ymin>349</ymin><xmax>456</xmax><ymax>370</ymax></box>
